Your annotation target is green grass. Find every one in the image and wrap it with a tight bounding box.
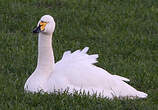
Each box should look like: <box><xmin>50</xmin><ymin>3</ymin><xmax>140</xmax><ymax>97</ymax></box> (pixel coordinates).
<box><xmin>0</xmin><ymin>0</ymin><xmax>158</xmax><ymax>109</ymax></box>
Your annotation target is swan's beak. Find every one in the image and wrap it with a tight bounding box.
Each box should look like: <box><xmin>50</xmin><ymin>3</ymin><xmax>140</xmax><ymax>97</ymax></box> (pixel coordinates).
<box><xmin>33</xmin><ymin>21</ymin><xmax>48</xmax><ymax>33</ymax></box>
<box><xmin>33</xmin><ymin>25</ymin><xmax>41</xmax><ymax>33</ymax></box>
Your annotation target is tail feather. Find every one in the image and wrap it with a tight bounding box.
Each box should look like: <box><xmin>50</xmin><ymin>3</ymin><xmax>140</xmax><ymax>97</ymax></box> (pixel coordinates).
<box><xmin>136</xmin><ymin>91</ymin><xmax>148</xmax><ymax>98</ymax></box>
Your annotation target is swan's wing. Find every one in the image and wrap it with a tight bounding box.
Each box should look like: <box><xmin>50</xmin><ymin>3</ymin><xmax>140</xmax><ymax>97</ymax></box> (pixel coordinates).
<box><xmin>56</xmin><ymin>47</ymin><xmax>129</xmax><ymax>82</ymax></box>
<box><xmin>53</xmin><ymin>47</ymin><xmax>147</xmax><ymax>98</ymax></box>
<box><xmin>59</xmin><ymin>47</ymin><xmax>98</xmax><ymax>66</ymax></box>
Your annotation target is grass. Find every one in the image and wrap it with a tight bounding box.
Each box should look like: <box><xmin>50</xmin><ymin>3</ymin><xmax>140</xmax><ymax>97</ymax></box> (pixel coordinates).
<box><xmin>0</xmin><ymin>0</ymin><xmax>158</xmax><ymax>109</ymax></box>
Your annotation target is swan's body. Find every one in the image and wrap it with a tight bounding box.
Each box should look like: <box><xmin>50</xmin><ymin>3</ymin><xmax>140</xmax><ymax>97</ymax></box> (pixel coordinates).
<box><xmin>24</xmin><ymin>15</ymin><xmax>147</xmax><ymax>99</ymax></box>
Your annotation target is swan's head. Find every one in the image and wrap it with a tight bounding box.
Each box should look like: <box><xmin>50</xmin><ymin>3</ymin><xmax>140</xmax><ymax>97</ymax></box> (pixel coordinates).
<box><xmin>33</xmin><ymin>15</ymin><xmax>55</xmax><ymax>35</ymax></box>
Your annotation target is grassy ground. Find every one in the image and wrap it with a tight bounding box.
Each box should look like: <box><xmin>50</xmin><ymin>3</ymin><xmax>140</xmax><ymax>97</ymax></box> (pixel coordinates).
<box><xmin>0</xmin><ymin>0</ymin><xmax>158</xmax><ymax>109</ymax></box>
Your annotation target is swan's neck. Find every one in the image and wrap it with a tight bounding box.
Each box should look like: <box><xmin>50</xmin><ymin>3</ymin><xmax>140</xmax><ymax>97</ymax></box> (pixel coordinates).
<box><xmin>36</xmin><ymin>33</ymin><xmax>54</xmax><ymax>74</ymax></box>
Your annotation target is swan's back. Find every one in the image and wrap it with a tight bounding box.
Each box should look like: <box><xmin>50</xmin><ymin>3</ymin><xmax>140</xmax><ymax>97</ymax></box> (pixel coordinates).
<box><xmin>47</xmin><ymin>47</ymin><xmax>147</xmax><ymax>99</ymax></box>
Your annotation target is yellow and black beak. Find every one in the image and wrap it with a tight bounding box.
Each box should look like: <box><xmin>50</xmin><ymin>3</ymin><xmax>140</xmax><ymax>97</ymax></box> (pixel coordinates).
<box><xmin>33</xmin><ymin>21</ymin><xmax>48</xmax><ymax>33</ymax></box>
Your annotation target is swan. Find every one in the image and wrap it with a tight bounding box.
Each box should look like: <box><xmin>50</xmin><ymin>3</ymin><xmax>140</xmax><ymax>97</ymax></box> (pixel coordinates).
<box><xmin>24</xmin><ymin>15</ymin><xmax>147</xmax><ymax>99</ymax></box>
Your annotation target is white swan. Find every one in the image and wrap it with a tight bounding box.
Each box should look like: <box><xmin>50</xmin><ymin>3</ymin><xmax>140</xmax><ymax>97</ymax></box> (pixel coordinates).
<box><xmin>24</xmin><ymin>15</ymin><xmax>147</xmax><ymax>99</ymax></box>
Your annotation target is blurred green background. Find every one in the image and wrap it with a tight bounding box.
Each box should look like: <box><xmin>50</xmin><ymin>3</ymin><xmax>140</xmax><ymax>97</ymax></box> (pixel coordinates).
<box><xmin>0</xmin><ymin>0</ymin><xmax>158</xmax><ymax>109</ymax></box>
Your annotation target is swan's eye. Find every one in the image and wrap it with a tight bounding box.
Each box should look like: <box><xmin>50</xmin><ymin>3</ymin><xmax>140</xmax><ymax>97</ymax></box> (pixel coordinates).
<box><xmin>39</xmin><ymin>21</ymin><xmax>48</xmax><ymax>31</ymax></box>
